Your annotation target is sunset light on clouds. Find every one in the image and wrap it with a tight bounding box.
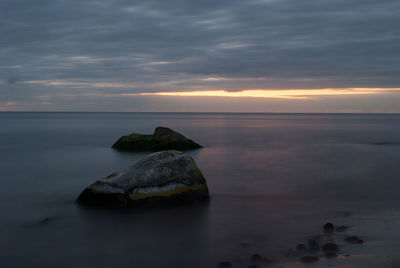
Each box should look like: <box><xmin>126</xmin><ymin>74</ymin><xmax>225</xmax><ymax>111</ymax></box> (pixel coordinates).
<box><xmin>138</xmin><ymin>88</ymin><xmax>400</xmax><ymax>99</ymax></box>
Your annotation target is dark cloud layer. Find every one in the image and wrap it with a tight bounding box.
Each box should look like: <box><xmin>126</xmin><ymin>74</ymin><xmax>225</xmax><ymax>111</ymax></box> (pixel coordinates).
<box><xmin>1</xmin><ymin>0</ymin><xmax>400</xmax><ymax>111</ymax></box>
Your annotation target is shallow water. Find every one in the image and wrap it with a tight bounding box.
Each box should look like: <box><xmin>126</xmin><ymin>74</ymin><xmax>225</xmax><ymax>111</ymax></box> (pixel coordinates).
<box><xmin>1</xmin><ymin>112</ymin><xmax>400</xmax><ymax>267</ymax></box>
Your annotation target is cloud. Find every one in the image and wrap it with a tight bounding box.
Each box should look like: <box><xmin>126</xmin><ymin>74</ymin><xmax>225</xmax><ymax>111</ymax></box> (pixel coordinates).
<box><xmin>1</xmin><ymin>0</ymin><xmax>400</xmax><ymax>111</ymax></box>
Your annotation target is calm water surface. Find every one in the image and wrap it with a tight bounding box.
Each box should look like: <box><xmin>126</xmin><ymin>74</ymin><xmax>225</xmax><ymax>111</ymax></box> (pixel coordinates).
<box><xmin>1</xmin><ymin>112</ymin><xmax>400</xmax><ymax>267</ymax></box>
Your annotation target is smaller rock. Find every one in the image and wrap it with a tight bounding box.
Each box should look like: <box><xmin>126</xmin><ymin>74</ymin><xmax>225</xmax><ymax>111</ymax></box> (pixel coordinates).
<box><xmin>344</xmin><ymin>236</ymin><xmax>364</xmax><ymax>244</ymax></box>
<box><xmin>308</xmin><ymin>238</ymin><xmax>320</xmax><ymax>251</ymax></box>
<box><xmin>299</xmin><ymin>256</ymin><xmax>319</xmax><ymax>263</ymax></box>
<box><xmin>322</xmin><ymin>243</ymin><xmax>339</xmax><ymax>252</ymax></box>
<box><xmin>336</xmin><ymin>225</ymin><xmax>349</xmax><ymax>232</ymax></box>
<box><xmin>325</xmin><ymin>252</ymin><xmax>338</xmax><ymax>259</ymax></box>
<box><xmin>112</xmin><ymin>127</ymin><xmax>202</xmax><ymax>151</ymax></box>
<box><xmin>296</xmin><ymin>244</ymin><xmax>307</xmax><ymax>251</ymax></box>
<box><xmin>323</xmin><ymin>222</ymin><xmax>334</xmax><ymax>233</ymax></box>
<box><xmin>217</xmin><ymin>261</ymin><xmax>233</xmax><ymax>268</ymax></box>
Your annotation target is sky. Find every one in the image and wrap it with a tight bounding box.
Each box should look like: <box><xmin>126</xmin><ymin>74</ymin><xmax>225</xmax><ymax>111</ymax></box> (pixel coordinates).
<box><xmin>1</xmin><ymin>0</ymin><xmax>400</xmax><ymax>112</ymax></box>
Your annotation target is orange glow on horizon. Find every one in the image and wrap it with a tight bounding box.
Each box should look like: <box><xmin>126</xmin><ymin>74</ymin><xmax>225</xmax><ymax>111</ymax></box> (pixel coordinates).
<box><xmin>136</xmin><ymin>88</ymin><xmax>400</xmax><ymax>99</ymax></box>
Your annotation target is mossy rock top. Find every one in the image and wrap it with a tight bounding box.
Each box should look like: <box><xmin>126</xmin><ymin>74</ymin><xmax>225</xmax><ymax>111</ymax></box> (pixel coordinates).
<box><xmin>112</xmin><ymin>127</ymin><xmax>202</xmax><ymax>151</ymax></box>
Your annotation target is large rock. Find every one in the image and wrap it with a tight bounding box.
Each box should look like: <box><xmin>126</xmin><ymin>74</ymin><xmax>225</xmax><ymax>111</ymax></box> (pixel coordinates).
<box><xmin>77</xmin><ymin>151</ymin><xmax>209</xmax><ymax>207</ymax></box>
<box><xmin>112</xmin><ymin>127</ymin><xmax>202</xmax><ymax>151</ymax></box>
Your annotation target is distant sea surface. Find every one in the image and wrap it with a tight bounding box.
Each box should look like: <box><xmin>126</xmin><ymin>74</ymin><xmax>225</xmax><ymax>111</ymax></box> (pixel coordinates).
<box><xmin>1</xmin><ymin>112</ymin><xmax>400</xmax><ymax>268</ymax></box>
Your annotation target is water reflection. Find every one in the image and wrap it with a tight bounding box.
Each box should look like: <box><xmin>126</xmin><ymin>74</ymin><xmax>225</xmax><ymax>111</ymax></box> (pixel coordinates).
<box><xmin>1</xmin><ymin>112</ymin><xmax>400</xmax><ymax>267</ymax></box>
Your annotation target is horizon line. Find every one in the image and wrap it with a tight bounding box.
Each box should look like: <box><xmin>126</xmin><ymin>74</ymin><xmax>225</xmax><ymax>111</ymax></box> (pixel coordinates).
<box><xmin>1</xmin><ymin>111</ymin><xmax>400</xmax><ymax>115</ymax></box>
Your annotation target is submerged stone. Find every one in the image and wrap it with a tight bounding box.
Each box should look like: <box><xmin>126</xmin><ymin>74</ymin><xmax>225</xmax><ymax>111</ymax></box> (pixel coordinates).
<box><xmin>112</xmin><ymin>127</ymin><xmax>202</xmax><ymax>151</ymax></box>
<box><xmin>240</xmin><ymin>241</ymin><xmax>252</xmax><ymax>247</ymax></box>
<box><xmin>323</xmin><ymin>222</ymin><xmax>334</xmax><ymax>233</ymax></box>
<box><xmin>325</xmin><ymin>252</ymin><xmax>338</xmax><ymax>259</ymax></box>
<box><xmin>322</xmin><ymin>243</ymin><xmax>339</xmax><ymax>252</ymax></box>
<box><xmin>307</xmin><ymin>238</ymin><xmax>320</xmax><ymax>251</ymax></box>
<box><xmin>77</xmin><ymin>151</ymin><xmax>209</xmax><ymax>207</ymax></box>
<box><xmin>296</xmin><ymin>244</ymin><xmax>307</xmax><ymax>251</ymax></box>
<box><xmin>251</xmin><ymin>254</ymin><xmax>262</xmax><ymax>262</ymax></box>
<box><xmin>336</xmin><ymin>225</ymin><xmax>349</xmax><ymax>232</ymax></box>
<box><xmin>39</xmin><ymin>216</ymin><xmax>60</xmax><ymax>225</ymax></box>
<box><xmin>344</xmin><ymin>236</ymin><xmax>364</xmax><ymax>244</ymax></box>
<box><xmin>217</xmin><ymin>262</ymin><xmax>233</xmax><ymax>268</ymax></box>
<box><xmin>299</xmin><ymin>256</ymin><xmax>319</xmax><ymax>263</ymax></box>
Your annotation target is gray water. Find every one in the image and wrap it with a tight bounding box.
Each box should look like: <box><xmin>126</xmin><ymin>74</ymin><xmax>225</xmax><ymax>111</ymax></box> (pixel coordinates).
<box><xmin>1</xmin><ymin>112</ymin><xmax>400</xmax><ymax>268</ymax></box>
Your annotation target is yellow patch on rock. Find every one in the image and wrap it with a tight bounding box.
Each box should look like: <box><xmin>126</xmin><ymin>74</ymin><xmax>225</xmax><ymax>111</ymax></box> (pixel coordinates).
<box><xmin>129</xmin><ymin>185</ymin><xmax>207</xmax><ymax>200</ymax></box>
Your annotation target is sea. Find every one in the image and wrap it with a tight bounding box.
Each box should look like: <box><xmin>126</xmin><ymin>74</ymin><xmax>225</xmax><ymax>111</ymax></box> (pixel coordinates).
<box><xmin>1</xmin><ymin>112</ymin><xmax>400</xmax><ymax>268</ymax></box>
